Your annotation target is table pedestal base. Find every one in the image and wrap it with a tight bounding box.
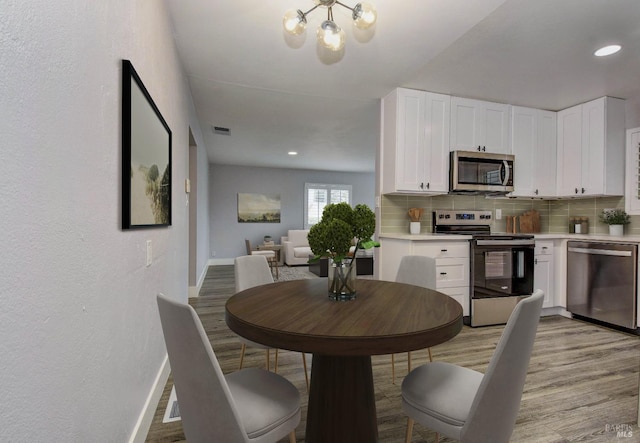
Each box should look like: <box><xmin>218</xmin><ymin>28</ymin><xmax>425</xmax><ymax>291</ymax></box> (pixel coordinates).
<box><xmin>306</xmin><ymin>355</ymin><xmax>378</xmax><ymax>443</ymax></box>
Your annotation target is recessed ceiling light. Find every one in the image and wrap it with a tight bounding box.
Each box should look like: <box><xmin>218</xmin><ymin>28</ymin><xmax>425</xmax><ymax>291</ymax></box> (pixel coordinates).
<box><xmin>594</xmin><ymin>44</ymin><xmax>621</xmax><ymax>57</ymax></box>
<box><xmin>288</xmin><ymin>151</ymin><xmax>298</xmax><ymax>156</ymax></box>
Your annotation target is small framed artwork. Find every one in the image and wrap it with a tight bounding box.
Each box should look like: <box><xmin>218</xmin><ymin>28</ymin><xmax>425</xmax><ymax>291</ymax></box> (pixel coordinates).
<box><xmin>238</xmin><ymin>193</ymin><xmax>281</xmax><ymax>223</ymax></box>
<box><xmin>122</xmin><ymin>59</ymin><xmax>172</xmax><ymax>229</ymax></box>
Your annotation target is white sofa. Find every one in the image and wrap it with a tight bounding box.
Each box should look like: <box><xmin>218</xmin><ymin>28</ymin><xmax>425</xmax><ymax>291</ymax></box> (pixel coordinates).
<box><xmin>282</xmin><ymin>230</ymin><xmax>313</xmax><ymax>266</ymax></box>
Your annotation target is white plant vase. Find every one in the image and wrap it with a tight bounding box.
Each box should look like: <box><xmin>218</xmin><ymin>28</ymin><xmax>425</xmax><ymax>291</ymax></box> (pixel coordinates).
<box><xmin>609</xmin><ymin>224</ymin><xmax>624</xmax><ymax>236</ymax></box>
<box><xmin>409</xmin><ymin>222</ymin><xmax>421</xmax><ymax>235</ymax></box>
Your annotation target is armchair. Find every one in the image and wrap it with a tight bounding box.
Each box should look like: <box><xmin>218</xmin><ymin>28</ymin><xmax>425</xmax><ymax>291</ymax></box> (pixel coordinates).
<box><xmin>282</xmin><ymin>230</ymin><xmax>312</xmax><ymax>266</ymax></box>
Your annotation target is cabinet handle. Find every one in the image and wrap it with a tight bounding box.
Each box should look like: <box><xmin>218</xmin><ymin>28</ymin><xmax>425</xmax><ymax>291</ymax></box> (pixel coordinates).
<box><xmin>440</xmin><ymin>249</ymin><xmax>447</xmax><ymax>252</ymax></box>
<box><xmin>440</xmin><ymin>272</ymin><xmax>447</xmax><ymax>275</ymax></box>
<box><xmin>477</xmin><ymin>145</ymin><xmax>482</xmax><ymax>151</ymax></box>
<box><xmin>535</xmin><ymin>189</ymin><xmax>539</xmax><ymax>195</ymax></box>
<box><xmin>575</xmin><ymin>188</ymin><xmax>579</xmax><ymax>194</ymax></box>
<box><xmin>581</xmin><ymin>187</ymin><xmax>585</xmax><ymax>194</ymax></box>
<box><xmin>534</xmin><ymin>258</ymin><xmax>538</xmax><ymax>265</ymax></box>
<box><xmin>482</xmin><ymin>146</ymin><xmax>486</xmax><ymax>152</ymax></box>
<box><xmin>426</xmin><ymin>182</ymin><xmax>430</xmax><ymax>189</ymax></box>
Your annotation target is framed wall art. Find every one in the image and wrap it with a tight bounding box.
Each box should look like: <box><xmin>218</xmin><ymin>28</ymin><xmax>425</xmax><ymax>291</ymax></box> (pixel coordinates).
<box><xmin>122</xmin><ymin>59</ymin><xmax>172</xmax><ymax>229</ymax></box>
<box><xmin>237</xmin><ymin>193</ymin><xmax>281</xmax><ymax>223</ymax></box>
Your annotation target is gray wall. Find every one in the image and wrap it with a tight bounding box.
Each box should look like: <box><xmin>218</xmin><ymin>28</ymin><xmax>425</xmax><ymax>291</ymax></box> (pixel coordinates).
<box><xmin>210</xmin><ymin>164</ymin><xmax>375</xmax><ymax>259</ymax></box>
<box><xmin>0</xmin><ymin>1</ymin><xmax>205</xmax><ymax>441</ymax></box>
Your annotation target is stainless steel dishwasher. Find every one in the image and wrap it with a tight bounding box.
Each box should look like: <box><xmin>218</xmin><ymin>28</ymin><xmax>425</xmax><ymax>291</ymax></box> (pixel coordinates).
<box><xmin>567</xmin><ymin>241</ymin><xmax>637</xmax><ymax>329</ymax></box>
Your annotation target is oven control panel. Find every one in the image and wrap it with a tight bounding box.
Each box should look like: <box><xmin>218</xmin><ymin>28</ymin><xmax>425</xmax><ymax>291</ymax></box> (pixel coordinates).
<box><xmin>433</xmin><ymin>210</ymin><xmax>492</xmax><ymax>226</ymax></box>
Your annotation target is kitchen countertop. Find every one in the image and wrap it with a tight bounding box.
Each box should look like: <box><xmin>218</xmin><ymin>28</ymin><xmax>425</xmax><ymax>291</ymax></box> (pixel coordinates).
<box><xmin>379</xmin><ymin>233</ymin><xmax>472</xmax><ymax>241</ymax></box>
<box><xmin>380</xmin><ymin>232</ymin><xmax>640</xmax><ymax>243</ymax></box>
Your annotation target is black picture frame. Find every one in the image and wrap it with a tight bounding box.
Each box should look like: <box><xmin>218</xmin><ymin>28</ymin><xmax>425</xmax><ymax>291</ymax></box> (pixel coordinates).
<box><xmin>122</xmin><ymin>59</ymin><xmax>172</xmax><ymax>229</ymax></box>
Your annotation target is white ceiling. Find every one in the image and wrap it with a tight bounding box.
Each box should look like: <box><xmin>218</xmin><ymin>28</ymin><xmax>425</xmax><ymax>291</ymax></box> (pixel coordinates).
<box><xmin>165</xmin><ymin>0</ymin><xmax>640</xmax><ymax>173</ymax></box>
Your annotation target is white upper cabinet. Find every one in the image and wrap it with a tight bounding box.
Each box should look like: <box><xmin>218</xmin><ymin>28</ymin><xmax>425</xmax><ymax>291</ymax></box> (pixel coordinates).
<box><xmin>510</xmin><ymin>106</ymin><xmax>557</xmax><ymax>198</ymax></box>
<box><xmin>556</xmin><ymin>97</ymin><xmax>625</xmax><ymax>197</ymax></box>
<box><xmin>381</xmin><ymin>88</ymin><xmax>451</xmax><ymax>194</ymax></box>
<box><xmin>450</xmin><ymin>97</ymin><xmax>511</xmax><ymax>154</ymax></box>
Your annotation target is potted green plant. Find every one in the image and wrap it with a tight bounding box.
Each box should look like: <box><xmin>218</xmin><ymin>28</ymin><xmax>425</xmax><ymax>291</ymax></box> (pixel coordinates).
<box><xmin>599</xmin><ymin>209</ymin><xmax>630</xmax><ymax>236</ymax></box>
<box><xmin>307</xmin><ymin>202</ymin><xmax>379</xmax><ymax>299</ymax></box>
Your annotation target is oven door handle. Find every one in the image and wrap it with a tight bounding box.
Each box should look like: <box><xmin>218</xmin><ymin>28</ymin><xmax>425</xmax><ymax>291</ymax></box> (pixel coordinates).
<box><xmin>501</xmin><ymin>160</ymin><xmax>510</xmax><ymax>186</ymax></box>
<box><xmin>568</xmin><ymin>247</ymin><xmax>632</xmax><ymax>257</ymax></box>
<box><xmin>475</xmin><ymin>239</ymin><xmax>535</xmax><ymax>246</ymax></box>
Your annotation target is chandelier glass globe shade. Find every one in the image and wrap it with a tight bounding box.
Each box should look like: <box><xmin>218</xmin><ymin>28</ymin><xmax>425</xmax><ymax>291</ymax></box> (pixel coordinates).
<box><xmin>283</xmin><ymin>9</ymin><xmax>307</xmax><ymax>35</ymax></box>
<box><xmin>317</xmin><ymin>20</ymin><xmax>346</xmax><ymax>51</ymax></box>
<box><xmin>353</xmin><ymin>2</ymin><xmax>377</xmax><ymax>29</ymax></box>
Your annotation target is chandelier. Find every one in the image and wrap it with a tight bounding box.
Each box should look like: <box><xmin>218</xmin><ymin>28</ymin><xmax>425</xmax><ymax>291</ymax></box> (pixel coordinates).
<box><xmin>283</xmin><ymin>0</ymin><xmax>377</xmax><ymax>52</ymax></box>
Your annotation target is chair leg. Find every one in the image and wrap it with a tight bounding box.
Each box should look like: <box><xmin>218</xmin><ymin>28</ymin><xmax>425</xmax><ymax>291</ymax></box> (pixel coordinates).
<box><xmin>407</xmin><ymin>351</ymin><xmax>412</xmax><ymax>373</ymax></box>
<box><xmin>274</xmin><ymin>349</ymin><xmax>279</xmax><ymax>373</ymax></box>
<box><xmin>435</xmin><ymin>432</ymin><xmax>440</xmax><ymax>443</ymax></box>
<box><xmin>405</xmin><ymin>417</ymin><xmax>414</xmax><ymax>443</ymax></box>
<box><xmin>266</xmin><ymin>349</ymin><xmax>270</xmax><ymax>371</ymax></box>
<box><xmin>302</xmin><ymin>353</ymin><xmax>309</xmax><ymax>391</ymax></box>
<box><xmin>289</xmin><ymin>430</ymin><xmax>296</xmax><ymax>443</ymax></box>
<box><xmin>239</xmin><ymin>343</ymin><xmax>246</xmax><ymax>370</ymax></box>
<box><xmin>428</xmin><ymin>347</ymin><xmax>433</xmax><ymax>362</ymax></box>
<box><xmin>391</xmin><ymin>354</ymin><xmax>396</xmax><ymax>384</ymax></box>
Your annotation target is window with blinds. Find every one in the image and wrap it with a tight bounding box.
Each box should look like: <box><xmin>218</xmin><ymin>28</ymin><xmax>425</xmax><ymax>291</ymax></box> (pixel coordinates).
<box><xmin>636</xmin><ymin>142</ymin><xmax>640</xmax><ymax>200</ymax></box>
<box><xmin>625</xmin><ymin>128</ymin><xmax>640</xmax><ymax>215</ymax></box>
<box><xmin>304</xmin><ymin>183</ymin><xmax>352</xmax><ymax>228</ymax></box>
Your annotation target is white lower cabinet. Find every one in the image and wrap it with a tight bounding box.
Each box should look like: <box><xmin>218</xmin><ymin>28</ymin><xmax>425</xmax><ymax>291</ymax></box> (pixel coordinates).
<box><xmin>434</xmin><ymin>258</ymin><xmax>469</xmax><ymax>289</ymax></box>
<box><xmin>534</xmin><ymin>241</ymin><xmax>554</xmax><ymax>308</ymax></box>
<box><xmin>379</xmin><ymin>238</ymin><xmax>470</xmax><ymax>316</ymax></box>
<box><xmin>436</xmin><ymin>286</ymin><xmax>469</xmax><ymax>317</ymax></box>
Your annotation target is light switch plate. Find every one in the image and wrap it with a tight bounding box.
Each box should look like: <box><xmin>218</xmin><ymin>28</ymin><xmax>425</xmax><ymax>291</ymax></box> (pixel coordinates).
<box><xmin>495</xmin><ymin>209</ymin><xmax>502</xmax><ymax>220</ymax></box>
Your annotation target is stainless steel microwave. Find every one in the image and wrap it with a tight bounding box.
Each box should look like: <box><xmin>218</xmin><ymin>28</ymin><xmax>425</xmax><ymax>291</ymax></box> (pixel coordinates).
<box><xmin>449</xmin><ymin>150</ymin><xmax>514</xmax><ymax>194</ymax></box>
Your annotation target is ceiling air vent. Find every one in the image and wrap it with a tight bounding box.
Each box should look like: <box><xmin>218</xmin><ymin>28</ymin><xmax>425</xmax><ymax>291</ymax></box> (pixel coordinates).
<box><xmin>212</xmin><ymin>126</ymin><xmax>230</xmax><ymax>136</ymax></box>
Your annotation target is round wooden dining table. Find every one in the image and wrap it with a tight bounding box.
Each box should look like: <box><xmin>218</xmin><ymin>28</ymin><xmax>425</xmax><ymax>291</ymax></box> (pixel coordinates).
<box><xmin>225</xmin><ymin>278</ymin><xmax>463</xmax><ymax>443</ymax></box>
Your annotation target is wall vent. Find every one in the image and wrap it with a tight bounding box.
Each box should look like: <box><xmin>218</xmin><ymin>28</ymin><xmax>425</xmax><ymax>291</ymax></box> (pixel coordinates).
<box><xmin>162</xmin><ymin>386</ymin><xmax>181</xmax><ymax>423</ymax></box>
<box><xmin>212</xmin><ymin>126</ymin><xmax>231</xmax><ymax>136</ymax></box>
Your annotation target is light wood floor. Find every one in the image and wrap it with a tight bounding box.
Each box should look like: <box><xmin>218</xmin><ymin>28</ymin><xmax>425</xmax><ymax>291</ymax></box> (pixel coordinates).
<box><xmin>146</xmin><ymin>265</ymin><xmax>640</xmax><ymax>442</ymax></box>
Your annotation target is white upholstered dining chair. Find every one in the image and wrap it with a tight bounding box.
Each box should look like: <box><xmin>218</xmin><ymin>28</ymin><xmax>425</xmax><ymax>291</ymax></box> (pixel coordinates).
<box><xmin>401</xmin><ymin>290</ymin><xmax>544</xmax><ymax>443</ymax></box>
<box><xmin>235</xmin><ymin>255</ymin><xmax>309</xmax><ymax>390</ymax></box>
<box><xmin>392</xmin><ymin>255</ymin><xmax>438</xmax><ymax>383</ymax></box>
<box><xmin>245</xmin><ymin>239</ymin><xmax>278</xmax><ymax>279</ymax></box>
<box><xmin>157</xmin><ymin>293</ymin><xmax>301</xmax><ymax>443</ymax></box>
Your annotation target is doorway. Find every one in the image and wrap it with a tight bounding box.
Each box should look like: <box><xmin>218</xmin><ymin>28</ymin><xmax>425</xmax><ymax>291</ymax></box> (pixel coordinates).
<box><xmin>188</xmin><ymin>129</ymin><xmax>198</xmax><ymax>296</ymax></box>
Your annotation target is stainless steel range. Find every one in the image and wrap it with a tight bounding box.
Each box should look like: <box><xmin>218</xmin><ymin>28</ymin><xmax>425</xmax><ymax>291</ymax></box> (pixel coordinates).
<box><xmin>433</xmin><ymin>210</ymin><xmax>535</xmax><ymax>327</ymax></box>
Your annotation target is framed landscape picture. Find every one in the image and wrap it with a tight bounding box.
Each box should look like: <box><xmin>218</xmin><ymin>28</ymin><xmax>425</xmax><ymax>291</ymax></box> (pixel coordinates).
<box><xmin>122</xmin><ymin>59</ymin><xmax>172</xmax><ymax>229</ymax></box>
<box><xmin>237</xmin><ymin>193</ymin><xmax>281</xmax><ymax>223</ymax></box>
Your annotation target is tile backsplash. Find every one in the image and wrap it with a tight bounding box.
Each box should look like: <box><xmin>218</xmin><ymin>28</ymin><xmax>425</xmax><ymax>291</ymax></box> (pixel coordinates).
<box><xmin>380</xmin><ymin>194</ymin><xmax>640</xmax><ymax>236</ymax></box>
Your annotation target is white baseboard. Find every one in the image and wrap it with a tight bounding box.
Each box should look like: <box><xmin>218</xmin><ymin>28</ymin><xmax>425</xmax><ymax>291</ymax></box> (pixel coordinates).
<box><xmin>188</xmin><ymin>262</ymin><xmax>211</xmax><ymax>298</ymax></box>
<box><xmin>541</xmin><ymin>306</ymin><xmax>571</xmax><ymax>318</ymax></box>
<box><xmin>209</xmin><ymin>258</ymin><xmax>234</xmax><ymax>266</ymax></box>
<box><xmin>129</xmin><ymin>355</ymin><xmax>170</xmax><ymax>443</ymax></box>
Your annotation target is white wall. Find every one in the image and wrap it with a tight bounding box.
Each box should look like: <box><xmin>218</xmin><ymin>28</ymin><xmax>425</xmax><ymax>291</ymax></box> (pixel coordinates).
<box><xmin>209</xmin><ymin>164</ymin><xmax>375</xmax><ymax>259</ymax></box>
<box><xmin>193</xmin><ymin>130</ymin><xmax>211</xmax><ymax>287</ymax></box>
<box><xmin>626</xmin><ymin>97</ymin><xmax>640</xmax><ymax>129</ymax></box>
<box><xmin>0</xmin><ymin>1</ymin><xmax>205</xmax><ymax>441</ymax></box>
